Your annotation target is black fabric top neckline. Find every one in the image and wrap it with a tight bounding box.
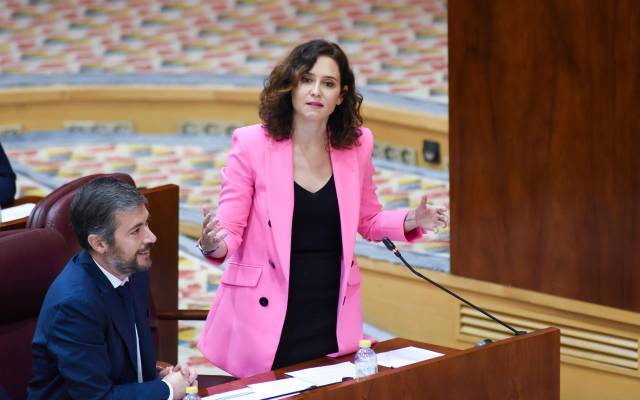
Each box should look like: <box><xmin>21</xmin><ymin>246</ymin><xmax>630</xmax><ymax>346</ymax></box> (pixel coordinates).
<box><xmin>293</xmin><ymin>175</ymin><xmax>334</xmax><ymax>195</ymax></box>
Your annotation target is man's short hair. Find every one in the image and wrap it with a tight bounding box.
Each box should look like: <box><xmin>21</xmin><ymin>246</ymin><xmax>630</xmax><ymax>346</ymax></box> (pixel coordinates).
<box><xmin>70</xmin><ymin>177</ymin><xmax>146</xmax><ymax>250</ymax></box>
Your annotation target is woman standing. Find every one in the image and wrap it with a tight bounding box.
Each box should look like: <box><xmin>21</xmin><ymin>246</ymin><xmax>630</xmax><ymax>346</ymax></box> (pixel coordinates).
<box><xmin>197</xmin><ymin>39</ymin><xmax>447</xmax><ymax>378</ymax></box>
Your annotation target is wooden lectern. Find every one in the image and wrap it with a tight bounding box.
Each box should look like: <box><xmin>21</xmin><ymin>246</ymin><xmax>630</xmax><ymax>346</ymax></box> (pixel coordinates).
<box><xmin>205</xmin><ymin>327</ymin><xmax>560</xmax><ymax>399</ymax></box>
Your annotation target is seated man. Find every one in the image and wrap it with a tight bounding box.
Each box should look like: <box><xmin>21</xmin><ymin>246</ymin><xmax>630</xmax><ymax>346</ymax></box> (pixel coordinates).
<box><xmin>0</xmin><ymin>143</ymin><xmax>16</xmax><ymax>208</ymax></box>
<box><xmin>28</xmin><ymin>177</ymin><xmax>196</xmax><ymax>399</ymax></box>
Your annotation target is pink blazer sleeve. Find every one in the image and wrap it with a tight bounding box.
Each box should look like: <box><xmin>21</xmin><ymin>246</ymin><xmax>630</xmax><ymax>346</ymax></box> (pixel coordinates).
<box><xmin>206</xmin><ymin>129</ymin><xmax>255</xmax><ymax>264</ymax></box>
<box><xmin>356</xmin><ymin>128</ymin><xmax>425</xmax><ymax>242</ymax></box>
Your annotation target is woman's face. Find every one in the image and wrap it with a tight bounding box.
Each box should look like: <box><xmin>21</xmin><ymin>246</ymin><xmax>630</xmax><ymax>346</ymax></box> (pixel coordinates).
<box><xmin>291</xmin><ymin>55</ymin><xmax>344</xmax><ymax>125</ymax></box>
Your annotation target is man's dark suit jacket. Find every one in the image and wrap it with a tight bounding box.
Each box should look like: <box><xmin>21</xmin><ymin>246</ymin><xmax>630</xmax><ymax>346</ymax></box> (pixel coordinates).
<box><xmin>28</xmin><ymin>250</ymin><xmax>170</xmax><ymax>399</ymax></box>
<box><xmin>0</xmin><ymin>143</ymin><xmax>16</xmax><ymax>208</ymax></box>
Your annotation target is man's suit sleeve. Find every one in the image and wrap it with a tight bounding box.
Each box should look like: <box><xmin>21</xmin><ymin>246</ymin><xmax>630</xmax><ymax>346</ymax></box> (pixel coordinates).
<box><xmin>0</xmin><ymin>143</ymin><xmax>16</xmax><ymax>207</ymax></box>
<box><xmin>47</xmin><ymin>300</ymin><xmax>170</xmax><ymax>400</ymax></box>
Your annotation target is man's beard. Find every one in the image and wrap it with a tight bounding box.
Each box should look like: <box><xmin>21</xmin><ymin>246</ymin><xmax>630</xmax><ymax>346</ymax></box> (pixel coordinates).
<box><xmin>105</xmin><ymin>243</ymin><xmax>153</xmax><ymax>276</ymax></box>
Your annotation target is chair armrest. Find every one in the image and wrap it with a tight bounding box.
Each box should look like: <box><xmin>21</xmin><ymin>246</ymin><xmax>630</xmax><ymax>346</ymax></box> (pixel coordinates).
<box><xmin>156</xmin><ymin>360</ymin><xmax>173</xmax><ymax>372</ymax></box>
<box><xmin>156</xmin><ymin>309</ymin><xmax>209</xmax><ymax>321</ymax></box>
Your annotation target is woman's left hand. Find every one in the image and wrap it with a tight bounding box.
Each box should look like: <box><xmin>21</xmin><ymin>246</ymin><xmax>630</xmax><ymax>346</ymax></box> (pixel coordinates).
<box><xmin>404</xmin><ymin>195</ymin><xmax>448</xmax><ymax>233</ymax></box>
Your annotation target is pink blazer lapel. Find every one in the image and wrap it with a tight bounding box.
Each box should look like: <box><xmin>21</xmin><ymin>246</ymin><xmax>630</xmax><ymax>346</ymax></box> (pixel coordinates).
<box><xmin>266</xmin><ymin>139</ymin><xmax>294</xmax><ymax>282</ymax></box>
<box><xmin>330</xmin><ymin>146</ymin><xmax>359</xmax><ymax>279</ymax></box>
<box><xmin>265</xmin><ymin>139</ymin><xmax>359</xmax><ymax>284</ymax></box>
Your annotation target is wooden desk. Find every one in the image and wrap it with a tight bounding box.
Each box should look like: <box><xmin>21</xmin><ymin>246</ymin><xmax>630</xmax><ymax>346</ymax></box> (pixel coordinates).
<box><xmin>204</xmin><ymin>337</ymin><xmax>457</xmax><ymax>396</ymax></box>
<box><xmin>204</xmin><ymin>328</ymin><xmax>560</xmax><ymax>399</ymax></box>
<box><xmin>0</xmin><ymin>196</ymin><xmax>41</xmax><ymax>231</ymax></box>
<box><xmin>0</xmin><ymin>217</ymin><xmax>27</xmax><ymax>231</ymax></box>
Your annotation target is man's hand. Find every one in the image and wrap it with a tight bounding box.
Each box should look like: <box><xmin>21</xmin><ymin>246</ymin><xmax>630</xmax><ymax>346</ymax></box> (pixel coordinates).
<box><xmin>158</xmin><ymin>365</ymin><xmax>172</xmax><ymax>379</ymax></box>
<box><xmin>162</xmin><ymin>370</ymin><xmax>191</xmax><ymax>400</ymax></box>
<box><xmin>172</xmin><ymin>363</ymin><xmax>198</xmax><ymax>385</ymax></box>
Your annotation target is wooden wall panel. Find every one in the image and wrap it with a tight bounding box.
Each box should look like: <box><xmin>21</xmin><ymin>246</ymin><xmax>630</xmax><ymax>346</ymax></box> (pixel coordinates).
<box><xmin>143</xmin><ymin>184</ymin><xmax>179</xmax><ymax>364</ymax></box>
<box><xmin>449</xmin><ymin>0</ymin><xmax>640</xmax><ymax>311</ymax></box>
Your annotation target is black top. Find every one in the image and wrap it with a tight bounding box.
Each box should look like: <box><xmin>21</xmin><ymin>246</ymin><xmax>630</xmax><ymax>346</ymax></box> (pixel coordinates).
<box><xmin>272</xmin><ymin>176</ymin><xmax>342</xmax><ymax>369</ymax></box>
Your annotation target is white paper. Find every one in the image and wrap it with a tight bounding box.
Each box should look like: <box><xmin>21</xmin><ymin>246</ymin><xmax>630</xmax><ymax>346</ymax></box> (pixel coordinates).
<box><xmin>376</xmin><ymin>346</ymin><xmax>443</xmax><ymax>368</ymax></box>
<box><xmin>285</xmin><ymin>362</ymin><xmax>356</xmax><ymax>386</ymax></box>
<box><xmin>247</xmin><ymin>377</ymin><xmax>314</xmax><ymax>398</ymax></box>
<box><xmin>202</xmin><ymin>377</ymin><xmax>314</xmax><ymax>400</ymax></box>
<box><xmin>203</xmin><ymin>387</ymin><xmax>259</xmax><ymax>400</ymax></box>
<box><xmin>0</xmin><ymin>203</ymin><xmax>35</xmax><ymax>223</ymax></box>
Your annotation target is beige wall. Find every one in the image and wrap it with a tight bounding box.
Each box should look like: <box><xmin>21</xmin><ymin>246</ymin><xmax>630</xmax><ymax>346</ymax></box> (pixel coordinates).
<box><xmin>0</xmin><ymin>85</ymin><xmax>448</xmax><ymax>169</ymax></box>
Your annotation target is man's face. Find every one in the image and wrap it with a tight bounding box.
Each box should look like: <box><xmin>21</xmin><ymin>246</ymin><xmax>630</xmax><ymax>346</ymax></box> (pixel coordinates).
<box><xmin>104</xmin><ymin>205</ymin><xmax>157</xmax><ymax>276</ymax></box>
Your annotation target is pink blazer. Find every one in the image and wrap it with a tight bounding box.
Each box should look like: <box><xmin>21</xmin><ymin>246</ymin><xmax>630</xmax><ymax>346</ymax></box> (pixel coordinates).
<box><xmin>197</xmin><ymin>124</ymin><xmax>423</xmax><ymax>377</ymax></box>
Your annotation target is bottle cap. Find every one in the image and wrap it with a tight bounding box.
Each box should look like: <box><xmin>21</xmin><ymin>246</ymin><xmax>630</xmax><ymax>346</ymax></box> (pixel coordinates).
<box><xmin>359</xmin><ymin>339</ymin><xmax>371</xmax><ymax>348</ymax></box>
<box><xmin>186</xmin><ymin>386</ymin><xmax>198</xmax><ymax>394</ymax></box>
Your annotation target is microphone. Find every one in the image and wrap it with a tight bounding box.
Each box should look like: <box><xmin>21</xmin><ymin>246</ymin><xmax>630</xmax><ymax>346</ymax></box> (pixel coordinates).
<box><xmin>382</xmin><ymin>237</ymin><xmax>526</xmax><ymax>338</ymax></box>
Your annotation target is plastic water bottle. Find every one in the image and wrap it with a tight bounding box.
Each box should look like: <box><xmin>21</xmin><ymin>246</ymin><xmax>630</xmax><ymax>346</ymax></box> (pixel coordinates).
<box><xmin>184</xmin><ymin>386</ymin><xmax>201</xmax><ymax>400</ymax></box>
<box><xmin>354</xmin><ymin>339</ymin><xmax>378</xmax><ymax>378</ymax></box>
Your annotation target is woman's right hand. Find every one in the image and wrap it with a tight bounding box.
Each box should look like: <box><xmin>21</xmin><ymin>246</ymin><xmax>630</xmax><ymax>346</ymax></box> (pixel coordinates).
<box><xmin>198</xmin><ymin>205</ymin><xmax>228</xmax><ymax>258</ymax></box>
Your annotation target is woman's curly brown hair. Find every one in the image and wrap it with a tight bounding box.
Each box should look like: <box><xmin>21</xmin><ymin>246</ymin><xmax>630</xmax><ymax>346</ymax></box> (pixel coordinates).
<box><xmin>259</xmin><ymin>39</ymin><xmax>364</xmax><ymax>149</ymax></box>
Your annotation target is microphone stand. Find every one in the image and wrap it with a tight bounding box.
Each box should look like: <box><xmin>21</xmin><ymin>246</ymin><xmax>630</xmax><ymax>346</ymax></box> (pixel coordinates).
<box><xmin>382</xmin><ymin>237</ymin><xmax>526</xmax><ymax>339</ymax></box>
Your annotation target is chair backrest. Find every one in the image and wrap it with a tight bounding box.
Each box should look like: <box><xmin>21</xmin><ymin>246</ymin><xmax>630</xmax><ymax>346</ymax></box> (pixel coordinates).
<box><xmin>26</xmin><ymin>173</ymin><xmax>135</xmax><ymax>261</ymax></box>
<box><xmin>0</xmin><ymin>228</ymin><xmax>68</xmax><ymax>400</ymax></box>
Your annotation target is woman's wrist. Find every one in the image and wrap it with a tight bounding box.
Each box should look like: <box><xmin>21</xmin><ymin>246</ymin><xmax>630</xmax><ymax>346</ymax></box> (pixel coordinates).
<box><xmin>208</xmin><ymin>240</ymin><xmax>228</xmax><ymax>259</ymax></box>
<box><xmin>403</xmin><ymin>209</ymin><xmax>418</xmax><ymax>232</ymax></box>
<box><xmin>197</xmin><ymin>240</ymin><xmax>217</xmax><ymax>256</ymax></box>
